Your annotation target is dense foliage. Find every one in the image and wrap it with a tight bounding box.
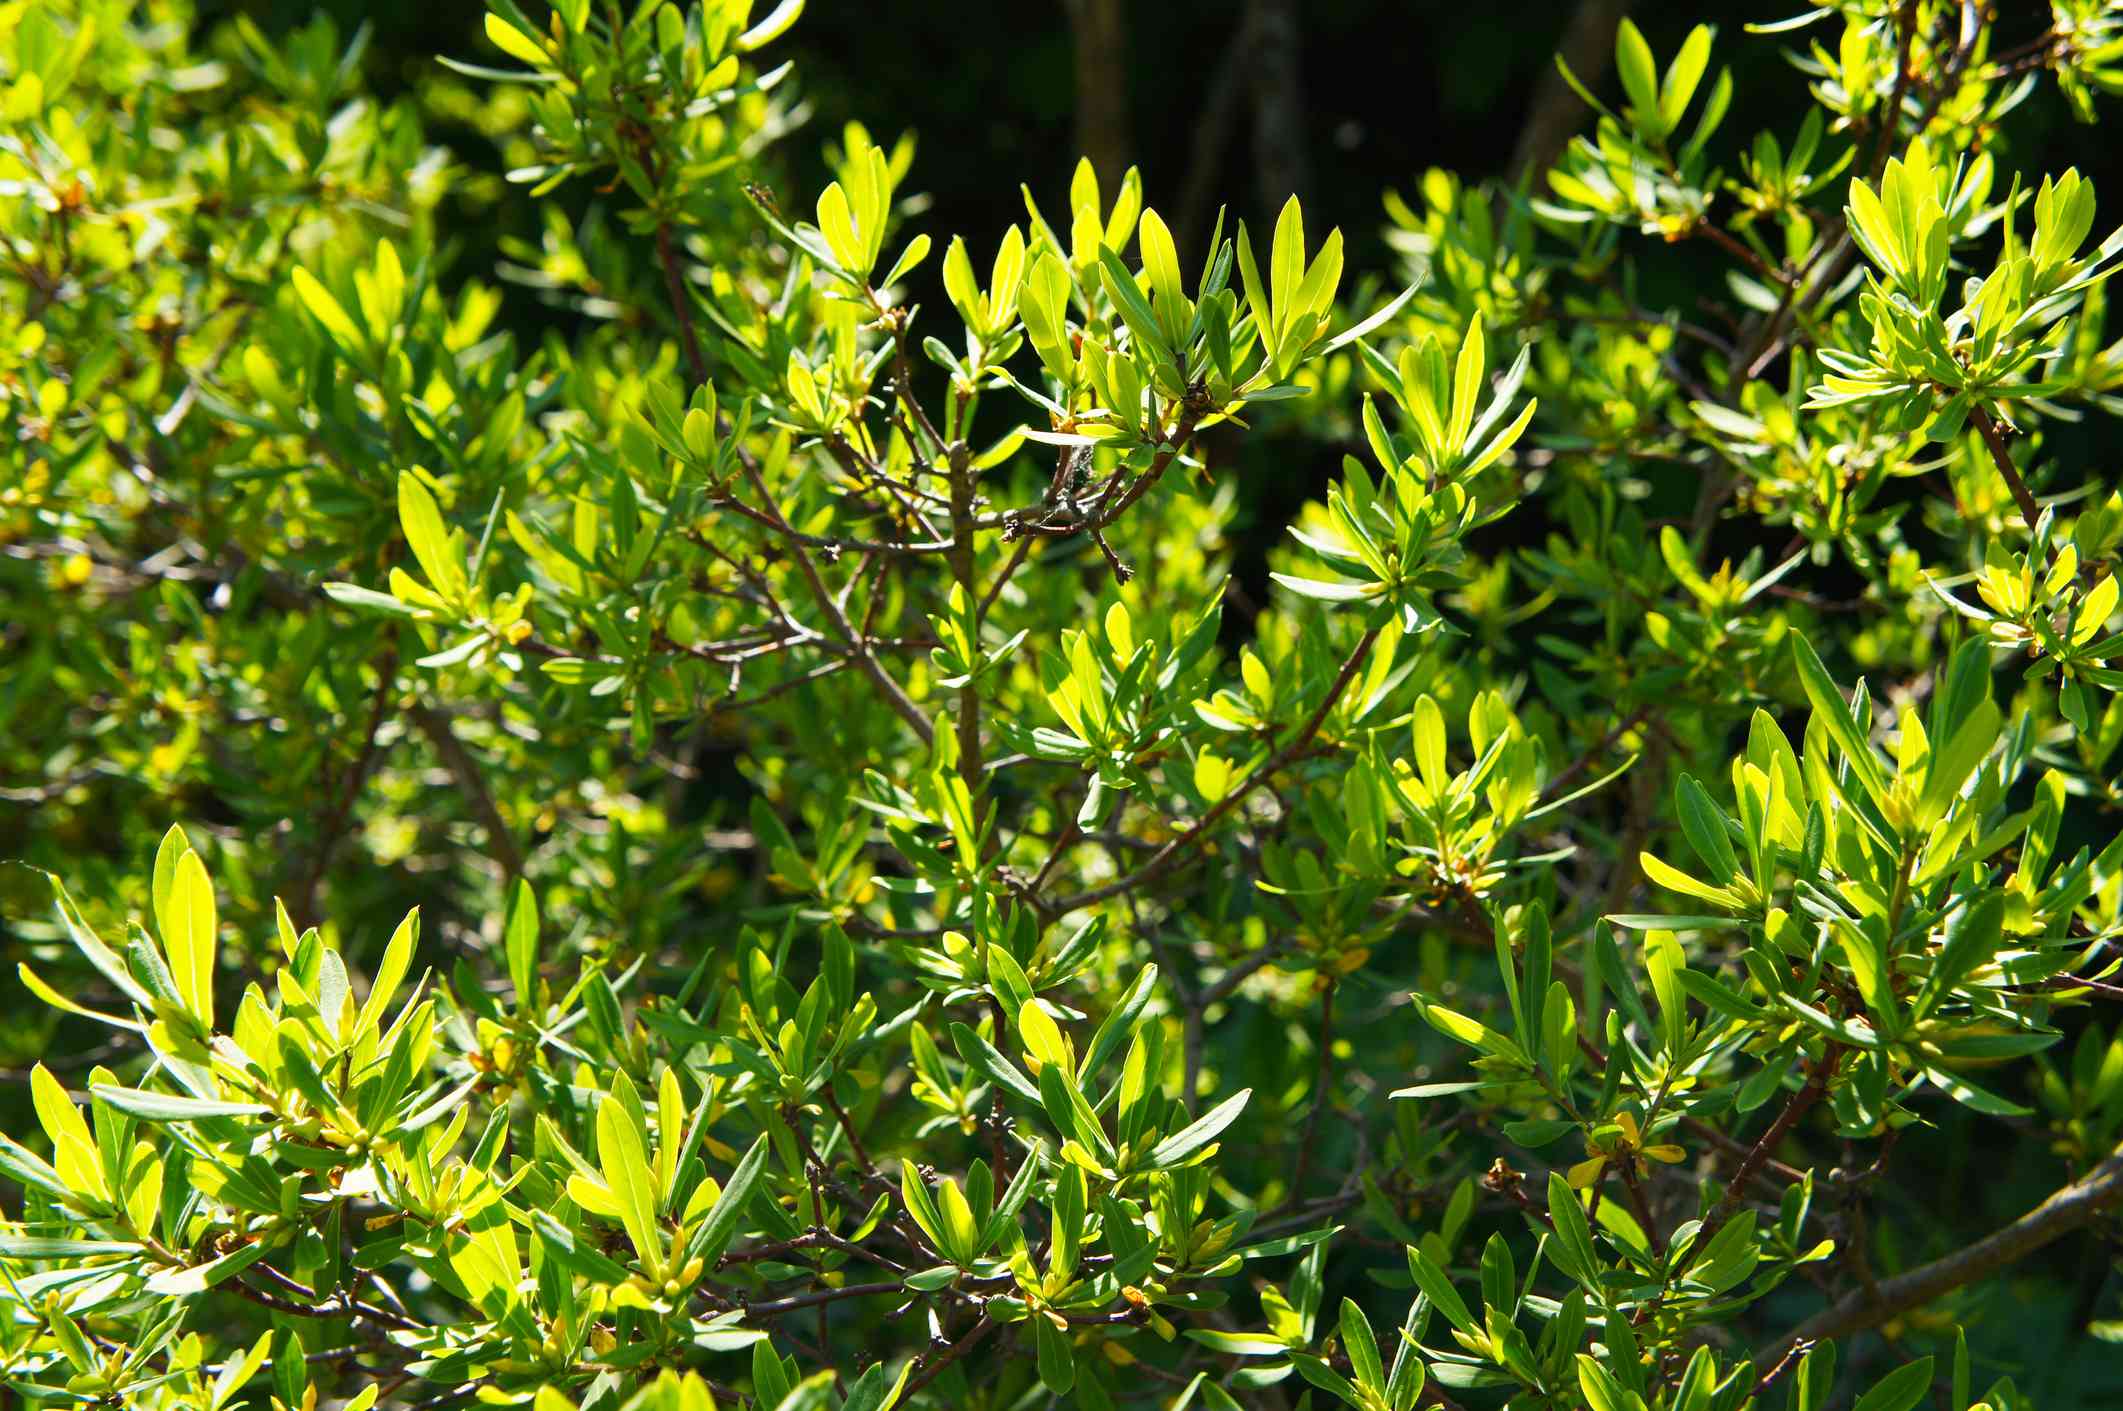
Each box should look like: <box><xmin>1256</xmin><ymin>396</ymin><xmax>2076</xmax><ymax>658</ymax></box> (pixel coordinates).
<box><xmin>6</xmin><ymin>0</ymin><xmax>2123</xmax><ymax>1407</ymax></box>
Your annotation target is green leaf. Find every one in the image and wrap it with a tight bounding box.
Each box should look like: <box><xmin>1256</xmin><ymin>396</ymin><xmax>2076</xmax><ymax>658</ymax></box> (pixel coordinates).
<box><xmin>597</xmin><ymin>1079</ymin><xmax>666</xmax><ymax>1277</ymax></box>
<box><xmin>1292</xmin><ymin>1353</ymin><xmax>1366</xmax><ymax>1407</ymax></box>
<box><xmin>1270</xmin><ymin>194</ymin><xmax>1305</xmax><ymax>335</ymax></box>
<box><xmin>291</xmin><ymin>267</ymin><xmax>367</xmax><ymax>356</ymax></box>
<box><xmin>1448</xmin><ymin>318</ymin><xmax>1484</xmax><ymax>454</ymax></box>
<box><xmin>483</xmin><ymin>11</ymin><xmax>549</xmax><ymax>68</ymax></box>
<box><xmin>1136</xmin><ymin>207</ymin><xmax>1189</xmax><ymax>340</ymax></box>
<box><xmin>1340</xmin><ymin>1297</ymin><xmax>1383</xmax><ymax>1392</ymax></box>
<box><xmin>146</xmin><ymin>1239</ymin><xmax>272</xmax><ymax>1296</ymax></box>
<box><xmin>1269</xmin><ymin>572</ymin><xmax>1380</xmax><ymax>604</ymax></box>
<box><xmin>1097</xmin><ymin>245</ymin><xmax>1172</xmax><ymax>366</ymax></box>
<box><xmin>842</xmin><ymin>1361</ymin><xmax>914</xmax><ymax>1411</ymax></box>
<box><xmin>151</xmin><ymin>824</ymin><xmax>187</xmax><ymax>945</ymax></box>
<box><xmin>1660</xmin><ymin>25</ymin><xmax>1713</xmax><ymax>131</ymax></box>
<box><xmin>737</xmin><ymin>0</ymin><xmax>805</xmax><ymax>51</ymax></box>
<box><xmin>1853</xmin><ymin>1359</ymin><xmax>1934</xmax><ymax>1411</ymax></box>
<box><xmin>398</xmin><ymin>471</ymin><xmax>465</xmax><ymax>601</ymax></box>
<box><xmin>1675</xmin><ymin>774</ymin><xmax>1739</xmax><ymax>885</ymax></box>
<box><xmin>1405</xmin><ymin>1246</ymin><xmax>1476</xmax><ymax>1334</ymax></box>
<box><xmin>684</xmin><ymin>1136</ymin><xmax>768</xmax><ymax>1269</ymax></box>
<box><xmin>1545</xmin><ymin>1171</ymin><xmax>1600</xmax><ymax>1287</ymax></box>
<box><xmin>1915</xmin><ymin>891</ymin><xmax>2006</xmax><ymax>1019</ymax></box>
<box><xmin>88</xmin><ymin>1085</ymin><xmax>266</xmax><ymax>1122</ymax></box>
<box><xmin>1790</xmin><ymin>631</ymin><xmax>1891</xmax><ymax>813</ymax></box>
<box><xmin>1846</xmin><ymin>177</ymin><xmax>1904</xmax><ymax>279</ymax></box>
<box><xmin>1415</xmin><ymin>999</ymin><xmax>1527</xmax><ymax>1063</ymax></box>
<box><xmin>322</xmin><ymin>581</ymin><xmax>418</xmax><ymax>617</ymax></box>
<box><xmin>1923</xmin><ymin>1065</ymin><xmax>2032</xmax><ymax>1117</ymax></box>
<box><xmin>948</xmin><ymin>1021</ymin><xmax>1043</xmax><ymax>1106</ymax></box>
<box><xmin>935</xmin><ymin>1177</ymin><xmax>981</xmax><ymax>1264</ymax></box>
<box><xmin>1146</xmin><ymin>1089</ymin><xmax>1252</xmax><ymax>1168</ymax></box>
<box><xmin>1411</xmin><ymin>694</ymin><xmax>1448</xmax><ymax>796</ymax></box>
<box><xmin>0</xmin><ymin>1235</ymin><xmax>141</xmax><ymax>1260</ymax></box>
<box><xmin>1615</xmin><ymin>19</ymin><xmax>1662</xmax><ymax>134</ymax></box>
<box><xmin>47</xmin><ymin>874</ymin><xmax>153</xmax><ymax>1014</ymax></box>
<box><xmin>880</xmin><ymin>233</ymin><xmax>931</xmax><ymax>290</ymax></box>
<box><xmin>900</xmin><ymin>1159</ymin><xmax>947</xmax><ymax>1252</ymax></box>
<box><xmin>1034</xmin><ymin>1317</ymin><xmax>1075</xmax><ymax>1394</ymax></box>
<box><xmin>0</xmin><ymin>1133</ymin><xmax>74</xmax><ymax>1202</ymax></box>
<box><xmin>165</xmin><ymin>848</ymin><xmax>217</xmax><ymax>1030</ymax></box>
<box><xmin>358</xmin><ymin>908</ymin><xmax>418</xmax><ymax>1038</ymax></box>
<box><xmin>505</xmin><ymin>879</ymin><xmax>540</xmax><ymax>1011</ymax></box>
<box><xmin>1083</xmin><ymin>965</ymin><xmax>1158</xmax><ymax>1081</ymax></box>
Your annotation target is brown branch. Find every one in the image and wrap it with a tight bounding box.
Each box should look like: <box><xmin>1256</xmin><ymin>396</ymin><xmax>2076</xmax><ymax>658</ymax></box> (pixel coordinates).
<box><xmin>656</xmin><ymin>221</ymin><xmax>708</xmax><ymax>390</ymax></box>
<box><xmin>735</xmin><ymin>452</ymin><xmax>936</xmax><ymax>746</ymax></box>
<box><xmin>1753</xmin><ymin>1337</ymin><xmax>1814</xmax><ymax>1399</ymax></box>
<box><xmin>650</xmin><ymin>157</ymin><xmax>934</xmax><ymax>745</ymax></box>
<box><xmin>407</xmin><ymin>704</ymin><xmax>525</xmax><ymax>880</ymax></box>
<box><xmin>933</xmin><ymin>351</ymin><xmax>988</xmax><ymax>814</ymax></box>
<box><xmin>821</xmin><ymin>1082</ymin><xmax>876</xmax><ymax>1176</ymax></box>
<box><xmin>1680</xmin><ymin>1114</ymin><xmax>1809</xmax><ymax>1191</ymax></box>
<box><xmin>1869</xmin><ymin>1</ymin><xmax>1920</xmax><ymax>182</ymax></box>
<box><xmin>1681</xmin><ymin>1048</ymin><xmax>1838</xmax><ymax>1275</ymax></box>
<box><xmin>978</xmin><ymin>537</ymin><xmax>1035</xmax><ymax>619</ymax></box>
<box><xmin>903</xmin><ymin>1314</ymin><xmax>996</xmax><ymax>1399</ymax></box>
<box><xmin>1694</xmin><ymin>220</ymin><xmax>1784</xmax><ymax>288</ymax></box>
<box><xmin>1009</xmin><ymin>416</ymin><xmax>1201</xmax><ymax>541</ymax></box>
<box><xmin>1543</xmin><ymin>704</ymin><xmax>1649</xmax><ymax>798</ymax></box>
<box><xmin>1695</xmin><ymin>0</ymin><xmax>1982</xmax><ymax>540</ymax></box>
<box><xmin>743</xmin><ymin>1280</ymin><xmax>903</xmax><ymax>1318</ymax></box>
<box><xmin>296</xmin><ymin>650</ymin><xmax>399</xmax><ymax>921</ymax></box>
<box><xmin>1971</xmin><ymin>404</ymin><xmax>2043</xmax><ymax>530</ymax></box>
<box><xmin>1758</xmin><ymin>1138</ymin><xmax>2123</xmax><ymax>1362</ymax></box>
<box><xmin>1185</xmin><ymin>941</ymin><xmax>1289</xmax><ymax>1098</ymax></box>
<box><xmin>233</xmin><ymin>1264</ymin><xmax>424</xmax><ymax>1334</ymax></box>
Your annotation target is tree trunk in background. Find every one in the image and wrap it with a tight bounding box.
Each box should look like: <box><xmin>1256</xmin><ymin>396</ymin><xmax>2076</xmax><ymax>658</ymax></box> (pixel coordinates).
<box><xmin>1065</xmin><ymin>0</ymin><xmax>1133</xmax><ymax>192</ymax></box>
<box><xmin>1245</xmin><ymin>0</ymin><xmax>1310</xmax><ymax>211</ymax></box>
<box><xmin>1175</xmin><ymin>14</ymin><xmax>1256</xmax><ymax>248</ymax></box>
<box><xmin>1510</xmin><ymin>0</ymin><xmax>1637</xmax><ymax>186</ymax></box>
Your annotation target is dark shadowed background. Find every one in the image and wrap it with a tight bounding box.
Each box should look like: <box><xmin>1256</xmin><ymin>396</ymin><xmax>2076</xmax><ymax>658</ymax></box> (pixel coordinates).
<box><xmin>201</xmin><ymin>0</ymin><xmax>2121</xmax><ymax>298</ymax></box>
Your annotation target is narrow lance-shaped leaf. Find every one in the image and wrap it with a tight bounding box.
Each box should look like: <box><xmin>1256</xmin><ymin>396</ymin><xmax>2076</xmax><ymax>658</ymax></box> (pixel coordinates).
<box><xmin>166</xmin><ymin>850</ymin><xmax>217</xmax><ymax>1031</ymax></box>
<box><xmin>597</xmin><ymin>1081</ymin><xmax>666</xmax><ymax>1279</ymax></box>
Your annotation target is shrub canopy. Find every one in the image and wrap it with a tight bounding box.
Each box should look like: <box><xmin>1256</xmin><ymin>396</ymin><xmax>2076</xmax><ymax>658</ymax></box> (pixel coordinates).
<box><xmin>5</xmin><ymin>1</ymin><xmax>2123</xmax><ymax>1409</ymax></box>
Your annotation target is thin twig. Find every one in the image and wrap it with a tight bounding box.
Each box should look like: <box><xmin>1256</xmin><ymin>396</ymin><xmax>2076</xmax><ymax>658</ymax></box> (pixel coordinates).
<box><xmin>657</xmin><ymin>222</ymin><xmax>708</xmax><ymax>389</ymax></box>
<box><xmin>296</xmin><ymin>650</ymin><xmax>398</xmax><ymax>921</ymax></box>
<box><xmin>1971</xmin><ymin>404</ymin><xmax>2043</xmax><ymax>530</ymax></box>
<box><xmin>1045</xmin><ymin>624</ymin><xmax>1381</xmax><ymax>916</ymax></box>
<box><xmin>1681</xmin><ymin>1048</ymin><xmax>1839</xmax><ymax>1276</ymax></box>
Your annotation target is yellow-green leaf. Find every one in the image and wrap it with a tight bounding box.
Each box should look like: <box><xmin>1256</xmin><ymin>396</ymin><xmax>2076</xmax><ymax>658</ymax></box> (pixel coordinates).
<box><xmin>484</xmin><ymin>12</ymin><xmax>549</xmax><ymax>68</ymax></box>
<box><xmin>597</xmin><ymin>1084</ymin><xmax>665</xmax><ymax>1278</ymax></box>
<box><xmin>291</xmin><ymin>267</ymin><xmax>366</xmax><ymax>357</ymax></box>
<box><xmin>167</xmin><ymin>849</ymin><xmax>217</xmax><ymax>1030</ymax></box>
<box><xmin>358</xmin><ymin>908</ymin><xmax>418</xmax><ymax>1039</ymax></box>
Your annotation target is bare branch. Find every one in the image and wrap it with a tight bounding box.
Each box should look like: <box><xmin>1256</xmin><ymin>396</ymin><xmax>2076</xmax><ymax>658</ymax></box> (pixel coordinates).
<box><xmin>1759</xmin><ymin>1138</ymin><xmax>2123</xmax><ymax>1362</ymax></box>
